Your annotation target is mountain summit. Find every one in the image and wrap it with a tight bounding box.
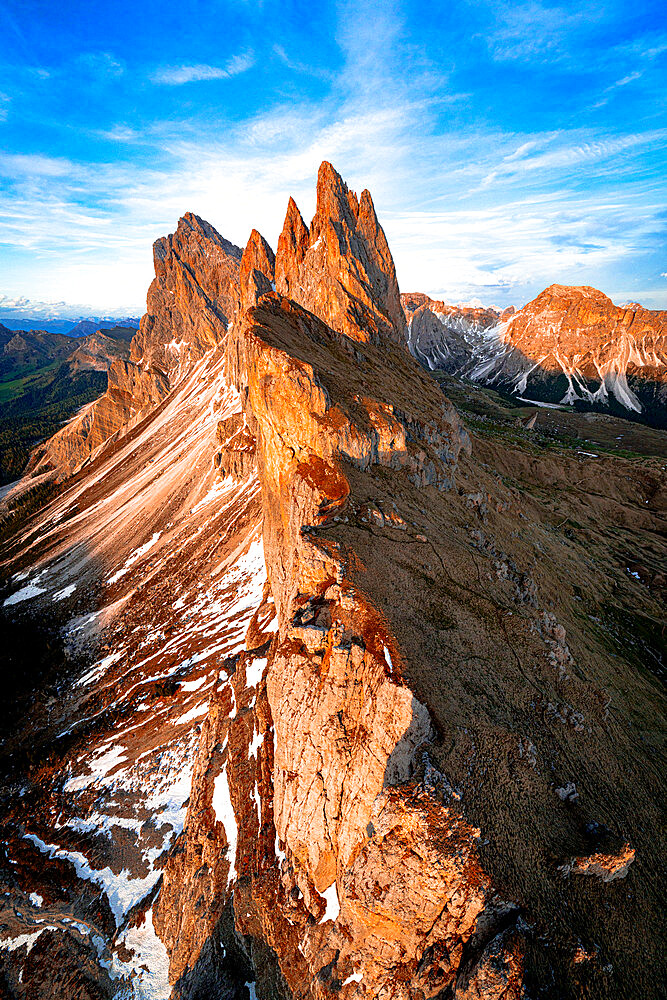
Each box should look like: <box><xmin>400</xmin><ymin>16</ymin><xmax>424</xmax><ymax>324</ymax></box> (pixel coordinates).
<box><xmin>275</xmin><ymin>161</ymin><xmax>406</xmax><ymax>345</ymax></box>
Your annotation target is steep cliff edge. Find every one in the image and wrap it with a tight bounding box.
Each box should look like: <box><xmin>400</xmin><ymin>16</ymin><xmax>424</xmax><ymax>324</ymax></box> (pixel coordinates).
<box><xmin>1</xmin><ymin>164</ymin><xmax>665</xmax><ymax>1000</ymax></box>
<box><xmin>153</xmin><ymin>172</ymin><xmax>664</xmax><ymax>999</ymax></box>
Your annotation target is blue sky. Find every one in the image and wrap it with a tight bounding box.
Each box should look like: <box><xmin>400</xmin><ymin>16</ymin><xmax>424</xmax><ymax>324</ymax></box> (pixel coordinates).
<box><xmin>0</xmin><ymin>0</ymin><xmax>665</xmax><ymax>318</ymax></box>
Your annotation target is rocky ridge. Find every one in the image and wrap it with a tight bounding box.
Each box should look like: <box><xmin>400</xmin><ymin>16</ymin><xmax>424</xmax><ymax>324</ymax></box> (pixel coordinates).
<box><xmin>0</xmin><ymin>163</ymin><xmax>665</xmax><ymax>1000</ymax></box>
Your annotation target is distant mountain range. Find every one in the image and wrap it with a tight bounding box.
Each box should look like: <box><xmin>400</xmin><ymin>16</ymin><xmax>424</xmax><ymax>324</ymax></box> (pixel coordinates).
<box><xmin>0</xmin><ymin>315</ymin><xmax>140</xmax><ymax>336</ymax></box>
<box><xmin>402</xmin><ymin>285</ymin><xmax>667</xmax><ymax>426</ymax></box>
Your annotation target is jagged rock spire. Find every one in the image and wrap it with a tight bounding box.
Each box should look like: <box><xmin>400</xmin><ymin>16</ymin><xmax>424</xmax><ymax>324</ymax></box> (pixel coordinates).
<box><xmin>240</xmin><ymin>228</ymin><xmax>276</xmax><ymax>311</ymax></box>
<box><xmin>275</xmin><ymin>197</ymin><xmax>309</xmax><ymax>299</ymax></box>
<box><xmin>274</xmin><ymin>161</ymin><xmax>407</xmax><ymax>346</ymax></box>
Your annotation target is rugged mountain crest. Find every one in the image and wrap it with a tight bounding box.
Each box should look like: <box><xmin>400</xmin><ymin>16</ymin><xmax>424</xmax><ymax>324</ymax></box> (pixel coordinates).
<box><xmin>133</xmin><ymin>211</ymin><xmax>243</xmax><ymax>370</ymax></box>
<box><xmin>497</xmin><ymin>284</ymin><xmax>667</xmax><ymax>413</ymax></box>
<box><xmin>274</xmin><ymin>197</ymin><xmax>310</xmax><ymax>299</ymax></box>
<box><xmin>275</xmin><ymin>161</ymin><xmax>406</xmax><ymax>346</ymax></box>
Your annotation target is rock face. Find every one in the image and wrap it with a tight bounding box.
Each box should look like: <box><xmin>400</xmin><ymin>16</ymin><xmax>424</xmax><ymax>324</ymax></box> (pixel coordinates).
<box><xmin>2</xmin><ymin>164</ymin><xmax>666</xmax><ymax>1000</ymax></box>
<box><xmin>402</xmin><ymin>286</ymin><xmax>667</xmax><ymax>424</ymax></box>
<box><xmin>240</xmin><ymin>228</ymin><xmax>276</xmax><ymax>311</ymax></box>
<box><xmin>402</xmin><ymin>294</ymin><xmax>500</xmax><ymax>373</ymax></box>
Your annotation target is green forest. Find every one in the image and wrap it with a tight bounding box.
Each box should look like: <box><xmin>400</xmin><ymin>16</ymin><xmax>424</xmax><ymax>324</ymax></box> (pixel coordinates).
<box><xmin>0</xmin><ymin>362</ymin><xmax>107</xmax><ymax>485</ymax></box>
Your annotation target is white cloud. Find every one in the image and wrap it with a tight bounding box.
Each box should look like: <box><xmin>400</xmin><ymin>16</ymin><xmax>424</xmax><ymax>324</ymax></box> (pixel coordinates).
<box><xmin>0</xmin><ymin>92</ymin><xmax>9</xmax><ymax>122</ymax></box>
<box><xmin>152</xmin><ymin>50</ymin><xmax>255</xmax><ymax>85</ymax></box>
<box><xmin>604</xmin><ymin>70</ymin><xmax>642</xmax><ymax>95</ymax></box>
<box><xmin>0</xmin><ymin>294</ymin><xmax>138</xmax><ymax>320</ymax></box>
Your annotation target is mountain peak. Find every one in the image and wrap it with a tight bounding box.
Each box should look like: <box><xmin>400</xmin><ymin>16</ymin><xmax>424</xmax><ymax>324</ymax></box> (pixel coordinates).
<box><xmin>275</xmin><ymin>160</ymin><xmax>406</xmax><ymax>345</ymax></box>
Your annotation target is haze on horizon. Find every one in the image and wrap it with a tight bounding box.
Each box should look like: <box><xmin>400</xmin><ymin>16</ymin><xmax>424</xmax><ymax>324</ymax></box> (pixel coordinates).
<box><xmin>0</xmin><ymin>0</ymin><xmax>665</xmax><ymax>320</ymax></box>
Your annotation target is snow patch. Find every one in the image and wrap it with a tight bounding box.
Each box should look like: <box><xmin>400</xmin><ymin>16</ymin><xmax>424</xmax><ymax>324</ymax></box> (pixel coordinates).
<box><xmin>64</xmin><ymin>743</ymin><xmax>127</xmax><ymax>792</ymax></box>
<box><xmin>245</xmin><ymin>657</ymin><xmax>267</xmax><ymax>689</ymax></box>
<box><xmin>212</xmin><ymin>747</ymin><xmax>237</xmax><ymax>888</ymax></box>
<box><xmin>178</xmin><ymin>676</ymin><xmax>207</xmax><ymax>692</ymax></box>
<box><xmin>173</xmin><ymin>702</ymin><xmax>209</xmax><ymax>726</ymax></box>
<box><xmin>248</xmin><ymin>728</ymin><xmax>264</xmax><ymax>759</ymax></box>
<box><xmin>0</xmin><ymin>928</ymin><xmax>46</xmax><ymax>953</ymax></box>
<box><xmin>109</xmin><ymin>908</ymin><xmax>171</xmax><ymax>1000</ymax></box>
<box><xmin>318</xmin><ymin>881</ymin><xmax>340</xmax><ymax>923</ymax></box>
<box><xmin>3</xmin><ymin>583</ymin><xmax>47</xmax><ymax>606</ymax></box>
<box><xmin>24</xmin><ymin>834</ymin><xmax>161</xmax><ymax>926</ymax></box>
<box><xmin>107</xmin><ymin>532</ymin><xmax>162</xmax><ymax>585</ymax></box>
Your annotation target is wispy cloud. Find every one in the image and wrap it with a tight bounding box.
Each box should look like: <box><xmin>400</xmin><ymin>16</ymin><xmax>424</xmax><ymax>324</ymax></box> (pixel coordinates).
<box><xmin>477</xmin><ymin>131</ymin><xmax>667</xmax><ymax>191</ymax></box>
<box><xmin>273</xmin><ymin>44</ymin><xmax>333</xmax><ymax>82</ymax></box>
<box><xmin>0</xmin><ymin>153</ymin><xmax>74</xmax><ymax>177</ymax></box>
<box><xmin>152</xmin><ymin>50</ymin><xmax>255</xmax><ymax>85</ymax></box>
<box><xmin>0</xmin><ymin>92</ymin><xmax>9</xmax><ymax>121</ymax></box>
<box><xmin>610</xmin><ymin>71</ymin><xmax>642</xmax><ymax>90</ymax></box>
<box><xmin>484</xmin><ymin>1</ymin><xmax>594</xmax><ymax>63</ymax></box>
<box><xmin>77</xmin><ymin>51</ymin><xmax>125</xmax><ymax>77</ymax></box>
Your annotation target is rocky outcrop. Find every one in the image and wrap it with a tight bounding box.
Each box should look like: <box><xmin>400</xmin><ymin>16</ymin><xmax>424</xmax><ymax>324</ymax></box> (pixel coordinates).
<box><xmin>403</xmin><ymin>285</ymin><xmax>667</xmax><ymax>424</ymax></box>
<box><xmin>240</xmin><ymin>229</ymin><xmax>276</xmax><ymax>311</ymax></box>
<box><xmin>275</xmin><ymin>161</ymin><xmax>406</xmax><ymax>346</ymax></box>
